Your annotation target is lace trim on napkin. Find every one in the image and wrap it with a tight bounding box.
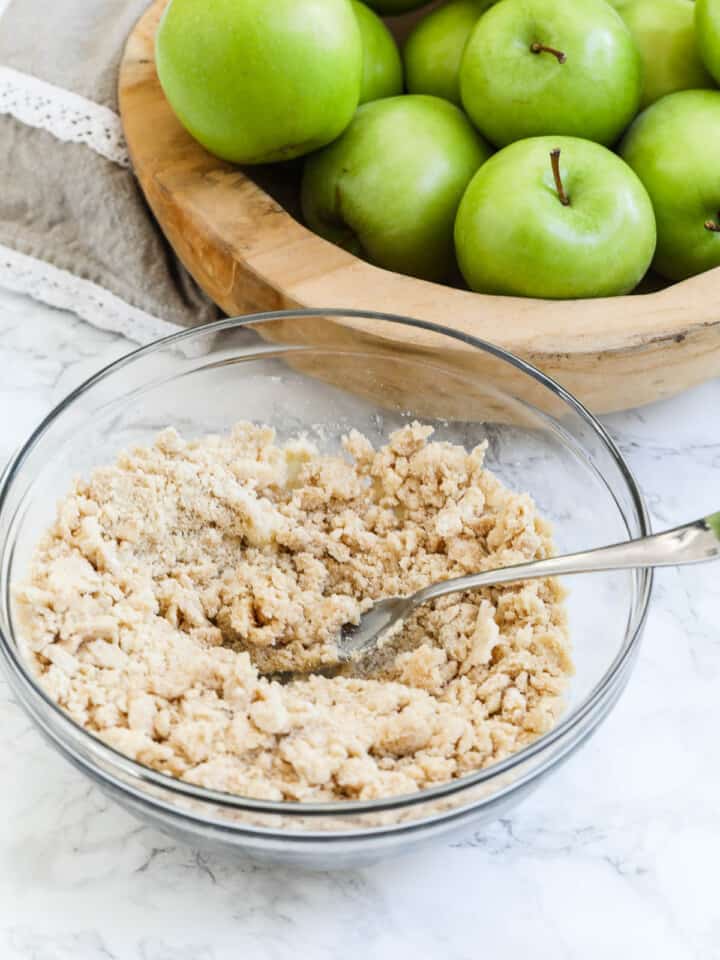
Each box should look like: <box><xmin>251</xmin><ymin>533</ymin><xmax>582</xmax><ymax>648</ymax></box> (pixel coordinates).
<box><xmin>0</xmin><ymin>65</ymin><xmax>130</xmax><ymax>167</ymax></box>
<box><xmin>0</xmin><ymin>244</ymin><xmax>179</xmax><ymax>343</ymax></box>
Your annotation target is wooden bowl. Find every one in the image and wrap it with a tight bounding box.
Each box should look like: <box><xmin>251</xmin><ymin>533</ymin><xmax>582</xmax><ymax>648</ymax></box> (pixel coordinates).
<box><xmin>118</xmin><ymin>0</ymin><xmax>720</xmax><ymax>414</ymax></box>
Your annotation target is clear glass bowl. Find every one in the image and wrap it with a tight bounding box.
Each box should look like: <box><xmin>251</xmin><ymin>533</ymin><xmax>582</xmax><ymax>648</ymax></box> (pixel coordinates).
<box><xmin>0</xmin><ymin>311</ymin><xmax>651</xmax><ymax>868</ymax></box>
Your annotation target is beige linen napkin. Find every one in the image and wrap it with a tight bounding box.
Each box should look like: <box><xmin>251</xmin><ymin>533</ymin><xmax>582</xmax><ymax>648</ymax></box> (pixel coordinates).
<box><xmin>0</xmin><ymin>0</ymin><xmax>220</xmax><ymax>341</ymax></box>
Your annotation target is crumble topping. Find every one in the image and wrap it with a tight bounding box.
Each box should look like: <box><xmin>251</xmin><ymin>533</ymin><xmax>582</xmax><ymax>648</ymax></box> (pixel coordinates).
<box><xmin>16</xmin><ymin>422</ymin><xmax>571</xmax><ymax>802</ymax></box>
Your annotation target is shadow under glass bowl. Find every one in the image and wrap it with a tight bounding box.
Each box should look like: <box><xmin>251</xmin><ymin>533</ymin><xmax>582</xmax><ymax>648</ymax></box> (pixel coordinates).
<box><xmin>0</xmin><ymin>310</ymin><xmax>652</xmax><ymax>869</ymax></box>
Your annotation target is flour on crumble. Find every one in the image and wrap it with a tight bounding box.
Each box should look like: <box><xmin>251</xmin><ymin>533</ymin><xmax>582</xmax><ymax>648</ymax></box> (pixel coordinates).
<box><xmin>16</xmin><ymin>422</ymin><xmax>571</xmax><ymax>801</ymax></box>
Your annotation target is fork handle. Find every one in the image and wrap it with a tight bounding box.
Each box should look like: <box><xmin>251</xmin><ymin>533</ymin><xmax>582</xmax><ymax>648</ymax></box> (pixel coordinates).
<box><xmin>413</xmin><ymin>512</ymin><xmax>720</xmax><ymax>606</ymax></box>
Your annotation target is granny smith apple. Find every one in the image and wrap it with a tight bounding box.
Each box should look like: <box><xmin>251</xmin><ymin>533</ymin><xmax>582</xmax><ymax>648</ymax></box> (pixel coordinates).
<box><xmin>620</xmin><ymin>90</ymin><xmax>720</xmax><ymax>281</ymax></box>
<box><xmin>696</xmin><ymin>0</ymin><xmax>720</xmax><ymax>83</ymax></box>
<box><xmin>454</xmin><ymin>136</ymin><xmax>656</xmax><ymax>298</ymax></box>
<box><xmin>301</xmin><ymin>95</ymin><xmax>492</xmax><ymax>282</ymax></box>
<box><xmin>352</xmin><ymin>0</ymin><xmax>404</xmax><ymax>103</ymax></box>
<box><xmin>156</xmin><ymin>0</ymin><xmax>362</xmax><ymax>164</ymax></box>
<box><xmin>610</xmin><ymin>0</ymin><xmax>714</xmax><ymax>107</ymax></box>
<box><xmin>459</xmin><ymin>0</ymin><xmax>642</xmax><ymax>147</ymax></box>
<box><xmin>404</xmin><ymin>0</ymin><xmax>498</xmax><ymax>105</ymax></box>
<box><xmin>364</xmin><ymin>0</ymin><xmax>429</xmax><ymax>12</ymax></box>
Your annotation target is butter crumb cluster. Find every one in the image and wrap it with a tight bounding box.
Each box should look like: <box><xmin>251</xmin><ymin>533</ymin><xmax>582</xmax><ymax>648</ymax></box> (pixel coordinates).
<box><xmin>17</xmin><ymin>422</ymin><xmax>571</xmax><ymax>802</ymax></box>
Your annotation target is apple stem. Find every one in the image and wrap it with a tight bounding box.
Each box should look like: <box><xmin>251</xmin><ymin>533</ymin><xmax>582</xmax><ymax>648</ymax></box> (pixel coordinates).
<box><xmin>705</xmin><ymin>218</ymin><xmax>720</xmax><ymax>232</ymax></box>
<box><xmin>531</xmin><ymin>42</ymin><xmax>567</xmax><ymax>64</ymax></box>
<box><xmin>550</xmin><ymin>149</ymin><xmax>570</xmax><ymax>207</ymax></box>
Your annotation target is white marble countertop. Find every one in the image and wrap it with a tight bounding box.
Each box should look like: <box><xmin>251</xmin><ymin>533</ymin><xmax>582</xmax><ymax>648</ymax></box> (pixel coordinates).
<box><xmin>0</xmin><ymin>285</ymin><xmax>718</xmax><ymax>959</ymax></box>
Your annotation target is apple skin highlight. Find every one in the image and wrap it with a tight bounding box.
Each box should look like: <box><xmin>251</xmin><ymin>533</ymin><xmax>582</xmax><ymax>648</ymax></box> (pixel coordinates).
<box><xmin>352</xmin><ymin>0</ymin><xmax>404</xmax><ymax>104</ymax></box>
<box><xmin>155</xmin><ymin>0</ymin><xmax>363</xmax><ymax>164</ymax></box>
<box><xmin>696</xmin><ymin>0</ymin><xmax>720</xmax><ymax>85</ymax></box>
<box><xmin>404</xmin><ymin>0</ymin><xmax>498</xmax><ymax>106</ymax></box>
<box><xmin>620</xmin><ymin>90</ymin><xmax>720</xmax><ymax>282</ymax></box>
<box><xmin>610</xmin><ymin>0</ymin><xmax>714</xmax><ymax>108</ymax></box>
<box><xmin>459</xmin><ymin>0</ymin><xmax>642</xmax><ymax>148</ymax></box>
<box><xmin>454</xmin><ymin>136</ymin><xmax>657</xmax><ymax>299</ymax></box>
<box><xmin>301</xmin><ymin>95</ymin><xmax>492</xmax><ymax>283</ymax></box>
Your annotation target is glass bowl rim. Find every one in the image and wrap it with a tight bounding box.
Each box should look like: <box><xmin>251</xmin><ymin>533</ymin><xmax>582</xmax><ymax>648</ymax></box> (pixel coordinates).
<box><xmin>0</xmin><ymin>308</ymin><xmax>653</xmax><ymax>818</ymax></box>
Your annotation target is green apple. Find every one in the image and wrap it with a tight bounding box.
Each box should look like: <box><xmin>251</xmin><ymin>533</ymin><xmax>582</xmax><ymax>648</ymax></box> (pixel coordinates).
<box><xmin>404</xmin><ymin>0</ymin><xmax>498</xmax><ymax>105</ymax></box>
<box><xmin>459</xmin><ymin>0</ymin><xmax>642</xmax><ymax>147</ymax></box>
<box><xmin>696</xmin><ymin>0</ymin><xmax>720</xmax><ymax>83</ymax></box>
<box><xmin>610</xmin><ymin>0</ymin><xmax>714</xmax><ymax>108</ymax></box>
<box><xmin>454</xmin><ymin>136</ymin><xmax>656</xmax><ymax>298</ymax></box>
<box><xmin>364</xmin><ymin>0</ymin><xmax>429</xmax><ymax>12</ymax></box>
<box><xmin>620</xmin><ymin>90</ymin><xmax>720</xmax><ymax>281</ymax></box>
<box><xmin>352</xmin><ymin>0</ymin><xmax>404</xmax><ymax>103</ymax></box>
<box><xmin>302</xmin><ymin>95</ymin><xmax>491</xmax><ymax>282</ymax></box>
<box><xmin>156</xmin><ymin>0</ymin><xmax>362</xmax><ymax>164</ymax></box>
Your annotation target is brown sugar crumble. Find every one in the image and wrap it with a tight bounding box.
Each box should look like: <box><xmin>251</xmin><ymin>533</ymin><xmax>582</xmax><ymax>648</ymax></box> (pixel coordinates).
<box><xmin>15</xmin><ymin>422</ymin><xmax>572</xmax><ymax>802</ymax></box>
